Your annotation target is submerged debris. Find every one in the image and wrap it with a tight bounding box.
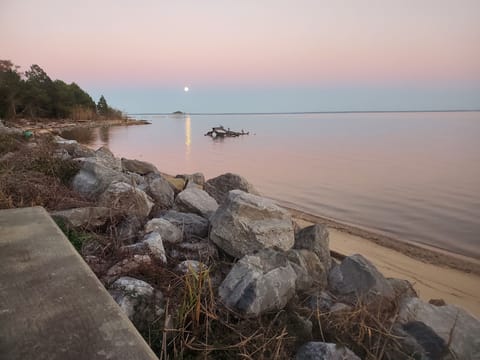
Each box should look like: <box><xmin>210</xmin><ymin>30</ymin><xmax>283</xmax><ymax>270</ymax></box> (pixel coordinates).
<box><xmin>204</xmin><ymin>125</ymin><xmax>249</xmax><ymax>138</ymax></box>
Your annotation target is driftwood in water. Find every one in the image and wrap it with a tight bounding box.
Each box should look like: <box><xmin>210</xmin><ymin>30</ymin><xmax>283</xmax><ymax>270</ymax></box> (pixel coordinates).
<box><xmin>204</xmin><ymin>125</ymin><xmax>249</xmax><ymax>138</ymax></box>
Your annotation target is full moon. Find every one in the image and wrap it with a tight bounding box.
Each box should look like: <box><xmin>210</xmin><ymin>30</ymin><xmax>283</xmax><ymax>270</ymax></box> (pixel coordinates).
<box><xmin>184</xmin><ymin>86</ymin><xmax>189</xmax><ymax>92</ymax></box>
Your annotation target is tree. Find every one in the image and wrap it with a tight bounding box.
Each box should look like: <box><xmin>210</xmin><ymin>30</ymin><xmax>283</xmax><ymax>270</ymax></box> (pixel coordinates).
<box><xmin>0</xmin><ymin>60</ymin><xmax>23</xmax><ymax>119</ymax></box>
<box><xmin>23</xmin><ymin>64</ymin><xmax>53</xmax><ymax>118</ymax></box>
<box><xmin>97</xmin><ymin>95</ymin><xmax>109</xmax><ymax>116</ymax></box>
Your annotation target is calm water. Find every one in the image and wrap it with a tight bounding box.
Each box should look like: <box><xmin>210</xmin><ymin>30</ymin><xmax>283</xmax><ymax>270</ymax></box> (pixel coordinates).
<box><xmin>62</xmin><ymin>112</ymin><xmax>480</xmax><ymax>259</ymax></box>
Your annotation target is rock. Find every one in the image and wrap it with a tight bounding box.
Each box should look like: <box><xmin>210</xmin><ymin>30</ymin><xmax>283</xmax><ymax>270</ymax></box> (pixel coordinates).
<box><xmin>160</xmin><ymin>210</ymin><xmax>209</xmax><ymax>240</ymax></box>
<box><xmin>294</xmin><ymin>224</ymin><xmax>331</xmax><ymax>270</ymax></box>
<box><xmin>176</xmin><ymin>173</ymin><xmax>205</xmax><ymax>188</ymax></box>
<box><xmin>142</xmin><ymin>232</ymin><xmax>167</xmax><ymax>263</ymax></box>
<box><xmin>51</xmin><ymin>207</ymin><xmax>112</xmax><ymax>230</ymax></box>
<box><xmin>397</xmin><ymin>297</ymin><xmax>480</xmax><ymax>359</ymax></box>
<box><xmin>402</xmin><ymin>321</ymin><xmax>448</xmax><ymax>359</ymax></box>
<box><xmin>99</xmin><ymin>181</ymin><xmax>153</xmax><ymax>219</ymax></box>
<box><xmin>103</xmin><ymin>255</ymin><xmax>152</xmax><ymax>284</ymax></box>
<box><xmin>174</xmin><ymin>187</ymin><xmax>218</xmax><ymax>218</ymax></box>
<box><xmin>294</xmin><ymin>342</ymin><xmax>360</xmax><ymax>360</ymax></box>
<box><xmin>115</xmin><ymin>215</ymin><xmax>144</xmax><ymax>244</ymax></box>
<box><xmin>55</xmin><ymin>136</ymin><xmax>96</xmax><ymax>158</ymax></box>
<box><xmin>218</xmin><ymin>249</ymin><xmax>297</xmax><ymax>317</ymax></box>
<box><xmin>169</xmin><ymin>240</ymin><xmax>218</xmax><ymax>262</ymax></box>
<box><xmin>121</xmin><ymin>158</ymin><xmax>158</xmax><ymax>175</ymax></box>
<box><xmin>286</xmin><ymin>249</ymin><xmax>327</xmax><ymax>292</ymax></box>
<box><xmin>71</xmin><ymin>158</ymin><xmax>129</xmax><ymax>198</ymax></box>
<box><xmin>175</xmin><ymin>260</ymin><xmax>207</xmax><ymax>274</ymax></box>
<box><xmin>163</xmin><ymin>175</ymin><xmax>185</xmax><ymax>194</ymax></box>
<box><xmin>429</xmin><ymin>298</ymin><xmax>447</xmax><ymax>307</ymax></box>
<box><xmin>95</xmin><ymin>146</ymin><xmax>122</xmax><ymax>171</ymax></box>
<box><xmin>144</xmin><ymin>218</ymin><xmax>182</xmax><ymax>243</ymax></box>
<box><xmin>109</xmin><ymin>276</ymin><xmax>164</xmax><ymax>332</ymax></box>
<box><xmin>146</xmin><ymin>175</ymin><xmax>175</xmax><ymax>209</ymax></box>
<box><xmin>210</xmin><ymin>190</ymin><xmax>295</xmax><ymax>258</ymax></box>
<box><xmin>205</xmin><ymin>172</ymin><xmax>260</xmax><ymax>204</ymax></box>
<box><xmin>387</xmin><ymin>277</ymin><xmax>418</xmax><ymax>300</ymax></box>
<box><xmin>306</xmin><ymin>291</ymin><xmax>336</xmax><ymax>312</ymax></box>
<box><xmin>328</xmin><ymin>254</ymin><xmax>395</xmax><ymax>306</ymax></box>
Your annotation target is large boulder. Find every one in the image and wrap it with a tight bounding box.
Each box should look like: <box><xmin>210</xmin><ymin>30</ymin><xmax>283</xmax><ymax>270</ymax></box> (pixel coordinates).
<box><xmin>328</xmin><ymin>254</ymin><xmax>395</xmax><ymax>306</ymax></box>
<box><xmin>287</xmin><ymin>249</ymin><xmax>327</xmax><ymax>292</ymax></box>
<box><xmin>71</xmin><ymin>157</ymin><xmax>129</xmax><ymax>198</ymax></box>
<box><xmin>161</xmin><ymin>210</ymin><xmax>209</xmax><ymax>240</ymax></box>
<box><xmin>294</xmin><ymin>342</ymin><xmax>360</xmax><ymax>360</ymax></box>
<box><xmin>205</xmin><ymin>172</ymin><xmax>260</xmax><ymax>204</ymax></box>
<box><xmin>55</xmin><ymin>136</ymin><xmax>96</xmax><ymax>158</ymax></box>
<box><xmin>146</xmin><ymin>175</ymin><xmax>175</xmax><ymax>209</ymax></box>
<box><xmin>397</xmin><ymin>297</ymin><xmax>480</xmax><ymax>359</ymax></box>
<box><xmin>121</xmin><ymin>158</ymin><xmax>158</xmax><ymax>175</ymax></box>
<box><xmin>218</xmin><ymin>249</ymin><xmax>297</xmax><ymax>317</ymax></box>
<box><xmin>210</xmin><ymin>190</ymin><xmax>295</xmax><ymax>258</ymax></box>
<box><xmin>145</xmin><ymin>218</ymin><xmax>182</xmax><ymax>244</ymax></box>
<box><xmin>109</xmin><ymin>276</ymin><xmax>164</xmax><ymax>332</ymax></box>
<box><xmin>294</xmin><ymin>224</ymin><xmax>331</xmax><ymax>270</ymax></box>
<box><xmin>174</xmin><ymin>187</ymin><xmax>218</xmax><ymax>218</ymax></box>
<box><xmin>99</xmin><ymin>181</ymin><xmax>154</xmax><ymax>219</ymax></box>
<box><xmin>115</xmin><ymin>215</ymin><xmax>144</xmax><ymax>244</ymax></box>
<box><xmin>51</xmin><ymin>206</ymin><xmax>112</xmax><ymax>230</ymax></box>
<box><xmin>95</xmin><ymin>146</ymin><xmax>122</xmax><ymax>171</ymax></box>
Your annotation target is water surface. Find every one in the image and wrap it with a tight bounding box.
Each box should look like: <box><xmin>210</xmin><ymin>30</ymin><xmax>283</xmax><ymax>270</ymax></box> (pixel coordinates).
<box><xmin>62</xmin><ymin>112</ymin><xmax>480</xmax><ymax>259</ymax></box>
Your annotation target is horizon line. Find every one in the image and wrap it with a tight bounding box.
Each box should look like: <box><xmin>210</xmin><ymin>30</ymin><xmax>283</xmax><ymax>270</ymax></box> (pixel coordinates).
<box><xmin>128</xmin><ymin>109</ymin><xmax>480</xmax><ymax>116</ymax></box>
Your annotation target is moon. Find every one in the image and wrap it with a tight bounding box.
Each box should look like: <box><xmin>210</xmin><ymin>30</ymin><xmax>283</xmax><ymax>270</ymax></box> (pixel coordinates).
<box><xmin>184</xmin><ymin>86</ymin><xmax>189</xmax><ymax>92</ymax></box>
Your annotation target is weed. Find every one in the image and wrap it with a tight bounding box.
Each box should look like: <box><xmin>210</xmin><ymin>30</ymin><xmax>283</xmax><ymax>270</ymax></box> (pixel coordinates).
<box><xmin>54</xmin><ymin>218</ymin><xmax>92</xmax><ymax>252</ymax></box>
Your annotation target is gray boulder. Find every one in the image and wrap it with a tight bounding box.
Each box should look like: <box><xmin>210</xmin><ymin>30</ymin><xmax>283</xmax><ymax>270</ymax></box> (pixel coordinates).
<box><xmin>109</xmin><ymin>276</ymin><xmax>164</xmax><ymax>332</ymax></box>
<box><xmin>205</xmin><ymin>172</ymin><xmax>260</xmax><ymax>204</ymax></box>
<box><xmin>287</xmin><ymin>249</ymin><xmax>327</xmax><ymax>292</ymax></box>
<box><xmin>294</xmin><ymin>224</ymin><xmax>331</xmax><ymax>270</ymax></box>
<box><xmin>142</xmin><ymin>232</ymin><xmax>167</xmax><ymax>263</ymax></box>
<box><xmin>144</xmin><ymin>218</ymin><xmax>182</xmax><ymax>243</ymax></box>
<box><xmin>51</xmin><ymin>207</ymin><xmax>112</xmax><ymax>230</ymax></box>
<box><xmin>161</xmin><ymin>210</ymin><xmax>209</xmax><ymax>240</ymax></box>
<box><xmin>169</xmin><ymin>239</ymin><xmax>218</xmax><ymax>262</ymax></box>
<box><xmin>295</xmin><ymin>342</ymin><xmax>360</xmax><ymax>360</ymax></box>
<box><xmin>121</xmin><ymin>158</ymin><xmax>158</xmax><ymax>175</ymax></box>
<box><xmin>174</xmin><ymin>187</ymin><xmax>218</xmax><ymax>218</ymax></box>
<box><xmin>99</xmin><ymin>181</ymin><xmax>154</xmax><ymax>219</ymax></box>
<box><xmin>71</xmin><ymin>157</ymin><xmax>129</xmax><ymax>198</ymax></box>
<box><xmin>146</xmin><ymin>175</ymin><xmax>175</xmax><ymax>209</ymax></box>
<box><xmin>55</xmin><ymin>136</ymin><xmax>96</xmax><ymax>158</ymax></box>
<box><xmin>218</xmin><ymin>249</ymin><xmax>297</xmax><ymax>317</ymax></box>
<box><xmin>210</xmin><ymin>190</ymin><xmax>295</xmax><ymax>258</ymax></box>
<box><xmin>103</xmin><ymin>255</ymin><xmax>152</xmax><ymax>284</ymax></box>
<box><xmin>397</xmin><ymin>297</ymin><xmax>480</xmax><ymax>359</ymax></box>
<box><xmin>328</xmin><ymin>254</ymin><xmax>395</xmax><ymax>306</ymax></box>
<box><xmin>95</xmin><ymin>146</ymin><xmax>122</xmax><ymax>171</ymax></box>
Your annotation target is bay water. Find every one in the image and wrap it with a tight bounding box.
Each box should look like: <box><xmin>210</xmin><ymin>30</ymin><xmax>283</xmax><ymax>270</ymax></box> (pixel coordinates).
<box><xmin>62</xmin><ymin>111</ymin><xmax>480</xmax><ymax>259</ymax></box>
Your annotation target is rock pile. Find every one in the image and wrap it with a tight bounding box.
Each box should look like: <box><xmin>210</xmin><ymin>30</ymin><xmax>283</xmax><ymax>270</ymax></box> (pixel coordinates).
<box><xmin>51</xmin><ymin>137</ymin><xmax>480</xmax><ymax>359</ymax></box>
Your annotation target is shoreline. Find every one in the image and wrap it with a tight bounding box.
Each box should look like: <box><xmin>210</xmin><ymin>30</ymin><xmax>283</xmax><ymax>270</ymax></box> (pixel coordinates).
<box><xmin>283</xmin><ymin>204</ymin><xmax>480</xmax><ymax>276</ymax></box>
<box><xmin>8</xmin><ymin>117</ymin><xmax>150</xmax><ymax>133</ymax></box>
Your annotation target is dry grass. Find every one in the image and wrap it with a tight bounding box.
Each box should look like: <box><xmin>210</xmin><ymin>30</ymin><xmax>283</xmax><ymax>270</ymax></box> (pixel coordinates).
<box><xmin>0</xmin><ymin>133</ymin><xmax>91</xmax><ymax>210</ymax></box>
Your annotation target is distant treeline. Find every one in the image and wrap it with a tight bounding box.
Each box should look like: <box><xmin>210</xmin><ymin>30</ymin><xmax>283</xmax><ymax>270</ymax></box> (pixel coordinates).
<box><xmin>0</xmin><ymin>60</ymin><xmax>122</xmax><ymax>120</ymax></box>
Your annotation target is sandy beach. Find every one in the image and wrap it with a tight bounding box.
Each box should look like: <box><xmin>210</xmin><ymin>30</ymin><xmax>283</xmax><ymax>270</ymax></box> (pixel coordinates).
<box><xmin>290</xmin><ymin>209</ymin><xmax>480</xmax><ymax>318</ymax></box>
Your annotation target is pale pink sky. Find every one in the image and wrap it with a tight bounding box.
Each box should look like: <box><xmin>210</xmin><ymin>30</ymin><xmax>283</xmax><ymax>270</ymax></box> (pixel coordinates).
<box><xmin>1</xmin><ymin>0</ymin><xmax>479</xmax><ymax>112</ymax></box>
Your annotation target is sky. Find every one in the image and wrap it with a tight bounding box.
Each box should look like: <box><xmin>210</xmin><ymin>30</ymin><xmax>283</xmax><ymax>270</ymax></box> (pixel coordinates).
<box><xmin>1</xmin><ymin>0</ymin><xmax>479</xmax><ymax>113</ymax></box>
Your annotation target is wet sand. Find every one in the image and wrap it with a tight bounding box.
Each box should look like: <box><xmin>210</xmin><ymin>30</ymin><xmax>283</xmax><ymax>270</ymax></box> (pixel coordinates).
<box><xmin>290</xmin><ymin>209</ymin><xmax>480</xmax><ymax>318</ymax></box>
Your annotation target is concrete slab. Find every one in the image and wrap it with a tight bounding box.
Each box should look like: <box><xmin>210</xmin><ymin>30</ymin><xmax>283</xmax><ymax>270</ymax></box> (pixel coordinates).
<box><xmin>0</xmin><ymin>207</ymin><xmax>158</xmax><ymax>360</ymax></box>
